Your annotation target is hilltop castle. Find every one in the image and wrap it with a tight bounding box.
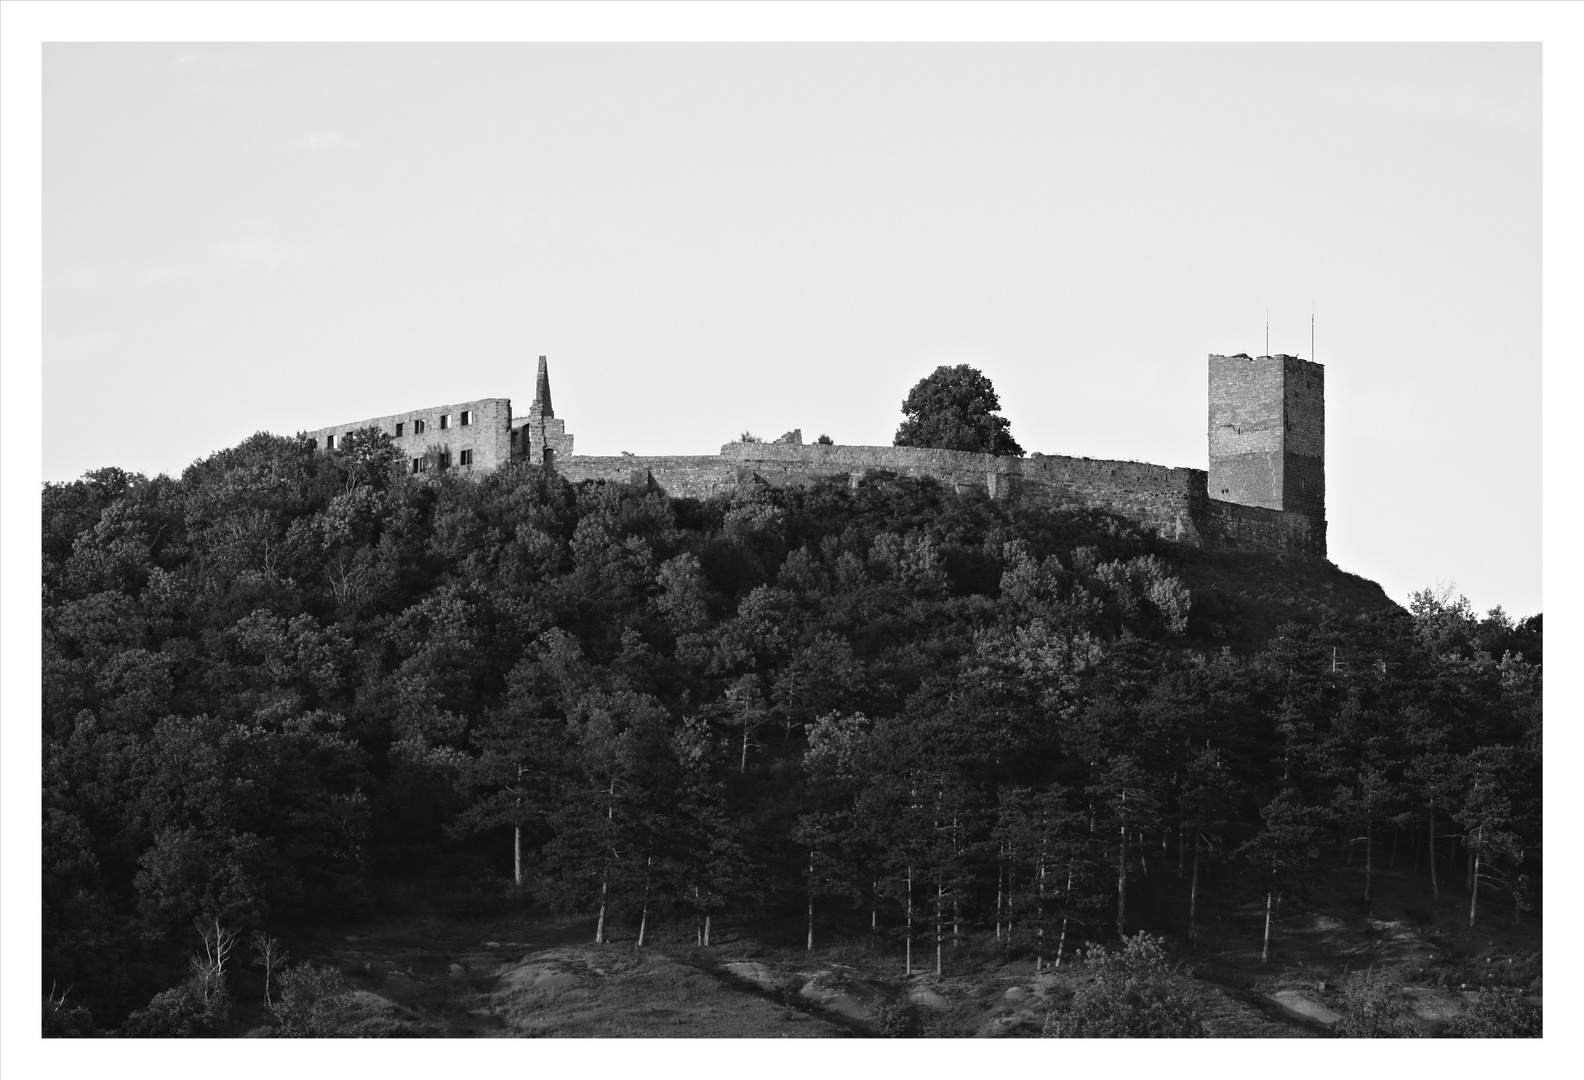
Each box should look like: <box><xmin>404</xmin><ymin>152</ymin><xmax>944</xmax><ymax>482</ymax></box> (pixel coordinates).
<box><xmin>305</xmin><ymin>352</ymin><xmax>1326</xmax><ymax>557</ymax></box>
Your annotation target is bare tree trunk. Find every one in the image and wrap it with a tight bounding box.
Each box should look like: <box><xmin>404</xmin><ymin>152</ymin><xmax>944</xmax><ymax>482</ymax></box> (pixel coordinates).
<box><xmin>1178</xmin><ymin>825</ymin><xmax>1185</xmax><ymax>879</ymax></box>
<box><xmin>637</xmin><ymin>855</ymin><xmax>652</xmax><ymax>947</ymax></box>
<box><xmin>1467</xmin><ymin>834</ymin><xmax>1476</xmax><ymax>894</ymax></box>
<box><xmin>1006</xmin><ymin>864</ymin><xmax>1015</xmax><ymax>943</ymax></box>
<box><xmin>595</xmin><ymin>778</ymin><xmax>615</xmax><ymax>944</ymax></box>
<box><xmin>1036</xmin><ymin>842</ymin><xmax>1047</xmax><ymax>971</ymax></box>
<box><xmin>1364</xmin><ymin>820</ymin><xmax>1373</xmax><ymax>904</ymax></box>
<box><xmin>1117</xmin><ymin>808</ymin><xmax>1129</xmax><ymax>938</ymax></box>
<box><xmin>1262</xmin><ymin>889</ymin><xmax>1273</xmax><ymax>963</ymax></box>
<box><xmin>952</xmin><ymin>814</ymin><xmax>962</xmax><ymax>950</ymax></box>
<box><xmin>1429</xmin><ymin>810</ymin><xmax>1440</xmax><ymax>900</ymax></box>
<box><xmin>935</xmin><ymin>874</ymin><xmax>944</xmax><ymax>976</ymax></box>
<box><xmin>905</xmin><ymin>863</ymin><xmax>914</xmax><ymax>976</ymax></box>
<box><xmin>1468</xmin><ymin>827</ymin><xmax>1482</xmax><ymax>928</ymax></box>
<box><xmin>1189</xmin><ymin>830</ymin><xmax>1201</xmax><ymax>944</ymax></box>
<box><xmin>871</xmin><ymin>880</ymin><xmax>878</xmax><ymax>951</ymax></box>
<box><xmin>807</xmin><ymin>849</ymin><xmax>816</xmax><ymax>952</ymax></box>
<box><xmin>514</xmin><ymin>767</ymin><xmax>524</xmax><ymax>888</ymax></box>
<box><xmin>704</xmin><ymin>914</ymin><xmax>712</xmax><ymax>947</ymax></box>
<box><xmin>995</xmin><ymin>846</ymin><xmax>1005</xmax><ymax>943</ymax></box>
<box><xmin>1055</xmin><ymin>862</ymin><xmax>1075</xmax><ymax>967</ymax></box>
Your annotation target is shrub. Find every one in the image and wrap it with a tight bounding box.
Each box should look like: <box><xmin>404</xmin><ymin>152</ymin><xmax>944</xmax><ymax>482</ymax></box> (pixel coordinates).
<box><xmin>1333</xmin><ymin>971</ymin><xmax>1419</xmax><ymax>1038</ymax></box>
<box><xmin>268</xmin><ymin>963</ymin><xmax>354</xmax><ymax>1037</ymax></box>
<box><xmin>42</xmin><ymin>990</ymin><xmax>95</xmax><ymax>1037</ymax></box>
<box><xmin>1043</xmin><ymin>933</ymin><xmax>1205</xmax><ymax>1038</ymax></box>
<box><xmin>872</xmin><ymin>997</ymin><xmax>922</xmax><ymax>1037</ymax></box>
<box><xmin>1450</xmin><ymin>989</ymin><xmax>1541</xmax><ymax>1038</ymax></box>
<box><xmin>121</xmin><ymin>967</ymin><xmax>232</xmax><ymax>1037</ymax></box>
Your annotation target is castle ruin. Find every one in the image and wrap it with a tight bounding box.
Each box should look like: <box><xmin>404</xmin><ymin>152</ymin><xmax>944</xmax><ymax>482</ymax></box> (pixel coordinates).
<box><xmin>304</xmin><ymin>351</ymin><xmax>1326</xmax><ymax>557</ymax></box>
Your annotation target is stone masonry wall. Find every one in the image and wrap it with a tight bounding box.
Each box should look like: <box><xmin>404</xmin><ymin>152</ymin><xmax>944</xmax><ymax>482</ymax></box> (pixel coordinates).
<box><xmin>560</xmin><ymin>442</ymin><xmax>1324</xmax><ymax>556</ymax></box>
<box><xmin>1208</xmin><ymin>354</ymin><xmax>1286</xmax><ymax>509</ymax></box>
<box><xmin>557</xmin><ymin>455</ymin><xmax>741</xmax><ymax>498</ymax></box>
<box><xmin>1281</xmin><ymin>356</ymin><xmax>1325</xmax><ymax>521</ymax></box>
<box><xmin>305</xmin><ymin>398</ymin><xmax>513</xmax><ymax>475</ymax></box>
<box><xmin>1198</xmin><ymin>498</ymin><xmax>1326</xmax><ymax>556</ymax></box>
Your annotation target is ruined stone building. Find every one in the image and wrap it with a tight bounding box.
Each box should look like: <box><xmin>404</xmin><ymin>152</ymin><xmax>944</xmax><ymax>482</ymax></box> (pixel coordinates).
<box><xmin>305</xmin><ymin>351</ymin><xmax>1326</xmax><ymax>556</ymax></box>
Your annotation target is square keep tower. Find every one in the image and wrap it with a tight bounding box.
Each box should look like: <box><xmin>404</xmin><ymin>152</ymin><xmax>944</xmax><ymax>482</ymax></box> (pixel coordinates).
<box><xmin>1208</xmin><ymin>353</ymin><xmax>1324</xmax><ymax>521</ymax></box>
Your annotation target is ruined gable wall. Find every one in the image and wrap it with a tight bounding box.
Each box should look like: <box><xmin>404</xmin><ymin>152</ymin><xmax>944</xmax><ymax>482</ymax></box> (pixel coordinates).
<box><xmin>305</xmin><ymin>398</ymin><xmax>513</xmax><ymax>472</ymax></box>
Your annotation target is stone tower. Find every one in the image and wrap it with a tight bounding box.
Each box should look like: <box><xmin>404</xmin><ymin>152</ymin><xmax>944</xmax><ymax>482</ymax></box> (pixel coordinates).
<box><xmin>1208</xmin><ymin>352</ymin><xmax>1325</xmax><ymax>524</ymax></box>
<box><xmin>522</xmin><ymin>355</ymin><xmax>574</xmax><ymax>466</ymax></box>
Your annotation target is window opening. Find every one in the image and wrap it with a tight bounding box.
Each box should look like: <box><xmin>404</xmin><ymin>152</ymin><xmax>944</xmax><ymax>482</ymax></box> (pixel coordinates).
<box><xmin>460</xmin><ymin>448</ymin><xmax>474</xmax><ymax>466</ymax></box>
<box><xmin>414</xmin><ymin>419</ymin><xmax>426</xmax><ymax>434</ymax></box>
<box><xmin>459</xmin><ymin>410</ymin><xmax>471</xmax><ymax>427</ymax></box>
<box><xmin>395</xmin><ymin>422</ymin><xmax>404</xmax><ymax>437</ymax></box>
<box><xmin>325</xmin><ymin>435</ymin><xmax>335</xmax><ymax>450</ymax></box>
<box><xmin>439</xmin><ymin>414</ymin><xmax>449</xmax><ymax>430</ymax></box>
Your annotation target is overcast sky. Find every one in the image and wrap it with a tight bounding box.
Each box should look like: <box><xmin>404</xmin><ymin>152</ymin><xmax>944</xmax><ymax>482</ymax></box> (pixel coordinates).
<box><xmin>42</xmin><ymin>43</ymin><xmax>1540</xmax><ymax>616</ymax></box>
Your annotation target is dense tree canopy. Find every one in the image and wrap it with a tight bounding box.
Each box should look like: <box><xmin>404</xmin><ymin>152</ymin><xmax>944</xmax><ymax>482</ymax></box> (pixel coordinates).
<box><xmin>41</xmin><ymin>429</ymin><xmax>1540</xmax><ymax>1034</ymax></box>
<box><xmin>893</xmin><ymin>365</ymin><xmax>1024</xmax><ymax>456</ymax></box>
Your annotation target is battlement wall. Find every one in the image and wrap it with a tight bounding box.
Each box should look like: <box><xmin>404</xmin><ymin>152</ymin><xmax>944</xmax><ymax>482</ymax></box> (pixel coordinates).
<box><xmin>557</xmin><ymin>456</ymin><xmax>741</xmax><ymax>498</ymax></box>
<box><xmin>557</xmin><ymin>442</ymin><xmax>1323</xmax><ymax>556</ymax></box>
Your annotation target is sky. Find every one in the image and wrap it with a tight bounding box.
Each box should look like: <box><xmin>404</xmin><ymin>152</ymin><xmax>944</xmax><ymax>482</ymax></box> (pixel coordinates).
<box><xmin>41</xmin><ymin>42</ymin><xmax>1541</xmax><ymax>616</ymax></box>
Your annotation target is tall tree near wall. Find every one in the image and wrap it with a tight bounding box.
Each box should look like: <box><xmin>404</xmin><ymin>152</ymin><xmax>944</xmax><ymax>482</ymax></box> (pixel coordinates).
<box><xmin>1090</xmin><ymin>754</ymin><xmax>1163</xmax><ymax>940</ymax></box>
<box><xmin>892</xmin><ymin>365</ymin><xmax>1024</xmax><ymax>457</ymax></box>
<box><xmin>1178</xmin><ymin>745</ymin><xmax>1235</xmax><ymax>945</ymax></box>
<box><xmin>1235</xmin><ymin>790</ymin><xmax>1321</xmax><ymax>963</ymax></box>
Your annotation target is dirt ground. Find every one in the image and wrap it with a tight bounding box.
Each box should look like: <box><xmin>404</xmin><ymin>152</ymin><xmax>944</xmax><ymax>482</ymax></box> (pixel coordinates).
<box><xmin>259</xmin><ymin>860</ymin><xmax>1538</xmax><ymax>1038</ymax></box>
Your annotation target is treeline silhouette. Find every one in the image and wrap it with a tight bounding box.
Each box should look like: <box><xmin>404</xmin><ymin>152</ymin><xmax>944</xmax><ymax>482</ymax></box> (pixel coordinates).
<box><xmin>43</xmin><ymin>428</ymin><xmax>1541</xmax><ymax>1032</ymax></box>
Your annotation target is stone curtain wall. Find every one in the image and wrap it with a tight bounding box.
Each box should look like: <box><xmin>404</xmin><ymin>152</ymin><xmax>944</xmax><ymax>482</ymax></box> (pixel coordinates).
<box><xmin>1198</xmin><ymin>498</ymin><xmax>1326</xmax><ymax>556</ymax></box>
<box><xmin>305</xmin><ymin>397</ymin><xmax>513</xmax><ymax>473</ymax></box>
<box><xmin>557</xmin><ymin>455</ymin><xmax>741</xmax><ymax>497</ymax></box>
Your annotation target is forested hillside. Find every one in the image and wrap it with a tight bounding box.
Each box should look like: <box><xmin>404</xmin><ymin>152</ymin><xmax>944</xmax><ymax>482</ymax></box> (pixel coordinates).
<box><xmin>42</xmin><ymin>428</ymin><xmax>1542</xmax><ymax>1034</ymax></box>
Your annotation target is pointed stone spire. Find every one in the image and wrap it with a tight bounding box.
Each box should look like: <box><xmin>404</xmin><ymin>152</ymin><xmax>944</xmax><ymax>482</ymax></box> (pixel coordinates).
<box><xmin>532</xmin><ymin>355</ymin><xmax>554</xmax><ymax>419</ymax></box>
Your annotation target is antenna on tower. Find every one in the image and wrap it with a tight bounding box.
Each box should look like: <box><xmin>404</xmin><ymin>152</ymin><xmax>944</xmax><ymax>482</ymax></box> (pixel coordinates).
<box><xmin>1266</xmin><ymin>309</ymin><xmax>1269</xmax><ymax>357</ymax></box>
<box><xmin>1311</xmin><ymin>301</ymin><xmax>1315</xmax><ymax>362</ymax></box>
